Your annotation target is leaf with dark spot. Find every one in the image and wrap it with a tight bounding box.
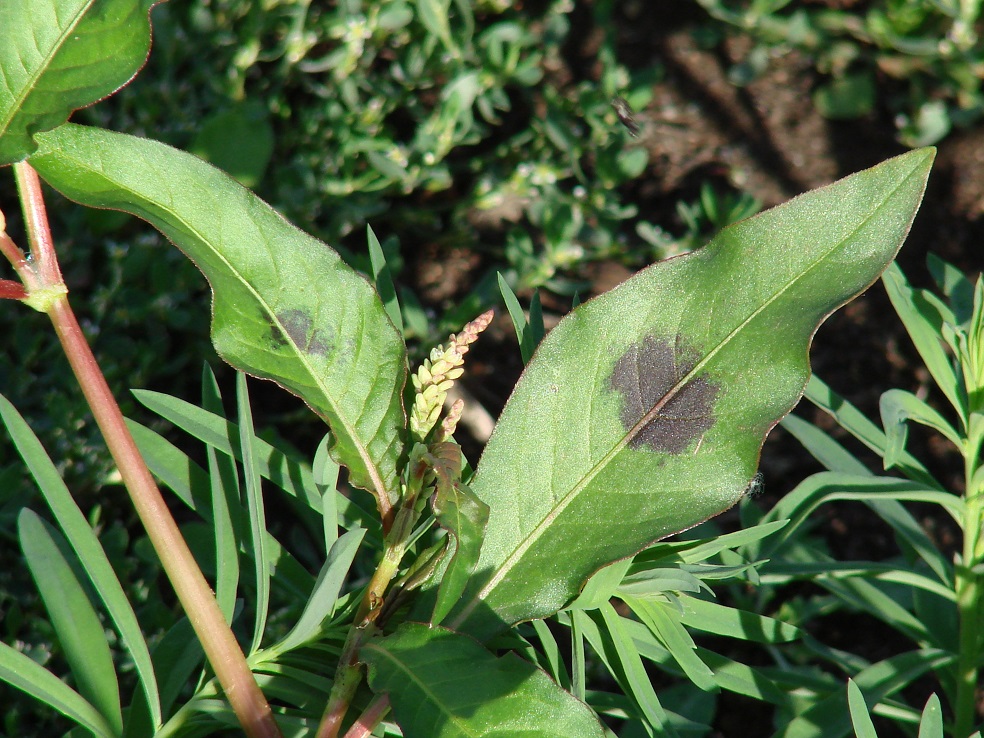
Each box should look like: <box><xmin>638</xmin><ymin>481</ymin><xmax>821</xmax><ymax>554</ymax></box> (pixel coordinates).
<box><xmin>447</xmin><ymin>148</ymin><xmax>935</xmax><ymax>639</ymax></box>
<box><xmin>31</xmin><ymin>125</ymin><xmax>407</xmax><ymax>515</ymax></box>
<box><xmin>275</xmin><ymin>309</ymin><xmax>334</xmax><ymax>357</ymax></box>
<box><xmin>609</xmin><ymin>335</ymin><xmax>720</xmax><ymax>453</ymax></box>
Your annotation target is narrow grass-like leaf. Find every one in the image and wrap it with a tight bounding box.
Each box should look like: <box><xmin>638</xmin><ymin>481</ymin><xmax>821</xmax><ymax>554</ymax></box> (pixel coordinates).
<box><xmin>570</xmin><ymin>559</ymin><xmax>634</xmax><ymax>611</ymax></box>
<box><xmin>0</xmin><ymin>394</ymin><xmax>160</xmax><ymax>726</ymax></box>
<box><xmin>623</xmin><ymin>597</ymin><xmax>716</xmax><ymax>692</ymax></box>
<box><xmin>847</xmin><ymin>680</ymin><xmax>878</xmax><ymax>738</ymax></box>
<box><xmin>122</xmin><ymin>619</ymin><xmax>203</xmax><ymax>738</ymax></box>
<box><xmin>882</xmin><ymin>263</ymin><xmax>965</xmax><ymax>421</ymax></box>
<box><xmin>571</xmin><ymin>611</ymin><xmax>587</xmax><ymax>701</ymax></box>
<box><xmin>31</xmin><ymin>124</ymin><xmax>407</xmax><ymax>513</ymax></box>
<box><xmin>917</xmin><ymin>693</ymin><xmax>943</xmax><ymax>738</ymax></box>
<box><xmin>806</xmin><ymin>375</ymin><xmax>944</xmax><ymax>489</ymax></box>
<box><xmin>673</xmin><ymin>520</ymin><xmax>789</xmax><ymax>563</ymax></box>
<box><xmin>697</xmin><ymin>649</ymin><xmax>789</xmax><ymax>704</ymax></box>
<box><xmin>130</xmin><ymin>390</ymin><xmax>379</xmax><ymax>537</ymax></box>
<box><xmin>275</xmin><ymin>528</ymin><xmax>365</xmax><ymax>654</ymax></box>
<box><xmin>760</xmin><ymin>561</ymin><xmax>953</xmax><ymax>601</ymax></box>
<box><xmin>313</xmin><ymin>434</ymin><xmax>341</xmax><ymax>549</ymax></box>
<box><xmin>752</xmin><ymin>472</ymin><xmax>963</xmax><ymax>558</ymax></box>
<box><xmin>19</xmin><ymin>510</ymin><xmax>122</xmax><ymax>735</ymax></box>
<box><xmin>880</xmin><ymin>389</ymin><xmax>961</xmax><ymax>469</ymax></box>
<box><xmin>367</xmin><ymin>226</ymin><xmax>403</xmax><ymax>333</ymax></box>
<box><xmin>202</xmin><ymin>366</ymin><xmax>241</xmax><ymax>623</ymax></box>
<box><xmin>927</xmin><ymin>254</ymin><xmax>974</xmax><ymax>324</ymax></box>
<box><xmin>236</xmin><ymin>374</ymin><xmax>270</xmax><ymax>654</ymax></box>
<box><xmin>126</xmin><ymin>417</ymin><xmax>315</xmax><ymax>600</ymax></box>
<box><xmin>0</xmin><ymin>641</ymin><xmax>114</xmax><ymax>737</ymax></box>
<box><xmin>596</xmin><ymin>603</ymin><xmax>674</xmax><ymax>732</ymax></box>
<box><xmin>774</xmin><ymin>649</ymin><xmax>951</xmax><ymax>738</ymax></box>
<box><xmin>679</xmin><ymin>596</ymin><xmax>801</xmax><ymax>643</ymax></box>
<box><xmin>781</xmin><ymin>413</ymin><xmax>872</xmax><ymax>475</ymax></box>
<box><xmin>363</xmin><ymin>623</ymin><xmax>606</xmax><ymax>738</ymax></box>
<box><xmin>0</xmin><ymin>0</ymin><xmax>156</xmax><ymax>164</ymax></box>
<box><xmin>821</xmin><ymin>573</ymin><xmax>932</xmax><ymax>645</ymax></box>
<box><xmin>498</xmin><ymin>273</ymin><xmax>537</xmax><ymax>364</ymax></box>
<box><xmin>530</xmin><ymin>619</ymin><xmax>569</xmax><ymax>688</ymax></box>
<box><xmin>450</xmin><ymin>150</ymin><xmax>934</xmax><ymax>637</ymax></box>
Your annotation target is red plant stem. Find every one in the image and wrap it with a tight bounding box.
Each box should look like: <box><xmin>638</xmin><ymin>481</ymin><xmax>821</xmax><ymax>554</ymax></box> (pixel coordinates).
<box><xmin>340</xmin><ymin>695</ymin><xmax>391</xmax><ymax>738</ymax></box>
<box><xmin>316</xmin><ymin>500</ymin><xmax>419</xmax><ymax>738</ymax></box>
<box><xmin>16</xmin><ymin>165</ymin><xmax>61</xmax><ymax>287</ymax></box>
<box><xmin>14</xmin><ymin>162</ymin><xmax>283</xmax><ymax>738</ymax></box>
<box><xmin>0</xmin><ymin>229</ymin><xmax>39</xmax><ymax>293</ymax></box>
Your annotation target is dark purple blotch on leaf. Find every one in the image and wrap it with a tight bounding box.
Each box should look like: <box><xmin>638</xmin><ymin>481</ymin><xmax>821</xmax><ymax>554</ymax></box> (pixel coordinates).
<box><xmin>608</xmin><ymin>335</ymin><xmax>719</xmax><ymax>453</ymax></box>
<box><xmin>271</xmin><ymin>309</ymin><xmax>333</xmax><ymax>356</ymax></box>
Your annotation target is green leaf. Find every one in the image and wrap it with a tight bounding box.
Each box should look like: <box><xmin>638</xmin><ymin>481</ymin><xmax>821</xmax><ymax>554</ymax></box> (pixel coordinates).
<box><xmin>622</xmin><ymin>596</ymin><xmax>716</xmax><ymax>693</ymax></box>
<box><xmin>775</xmin><ymin>649</ymin><xmax>951</xmax><ymax>738</ymax></box>
<box><xmin>448</xmin><ymin>149</ymin><xmax>935</xmax><ymax>638</ymax></box>
<box><xmin>428</xmin><ymin>443</ymin><xmax>491</xmax><ymax>625</ymax></box>
<box><xmin>596</xmin><ymin>603</ymin><xmax>674</xmax><ymax>731</ymax></box>
<box><xmin>363</xmin><ymin>623</ymin><xmax>606</xmax><ymax>738</ymax></box>
<box><xmin>803</xmin><ymin>375</ymin><xmax>942</xmax><ymax>489</ymax></box>
<box><xmin>498</xmin><ymin>273</ymin><xmax>538</xmax><ymax>364</ymax></box>
<box><xmin>917</xmin><ymin>693</ymin><xmax>943</xmax><ymax>738</ymax></box>
<box><xmin>678</xmin><ymin>596</ymin><xmax>801</xmax><ymax>644</ymax></box>
<box><xmin>236</xmin><ymin>374</ymin><xmax>270</xmax><ymax>654</ymax></box>
<box><xmin>847</xmin><ymin>679</ymin><xmax>878</xmax><ymax>738</ymax></box>
<box><xmin>0</xmin><ymin>0</ymin><xmax>156</xmax><ymax>165</ymax></box>
<box><xmin>202</xmin><ymin>365</ymin><xmax>241</xmax><ymax>624</ymax></box>
<box><xmin>274</xmin><ymin>527</ymin><xmax>365</xmax><ymax>654</ymax></box>
<box><xmin>122</xmin><ymin>619</ymin><xmax>203</xmax><ymax>738</ymax></box>
<box><xmin>781</xmin><ymin>413</ymin><xmax>872</xmax><ymax>476</ymax></box>
<box><xmin>0</xmin><ymin>394</ymin><xmax>161</xmax><ymax>727</ymax></box>
<box><xmin>125</xmin><ymin>417</ymin><xmax>316</xmax><ymax>600</ymax></box>
<box><xmin>367</xmin><ymin>226</ymin><xmax>403</xmax><ymax>334</ymax></box>
<box><xmin>129</xmin><ymin>389</ymin><xmax>379</xmax><ymax>535</ymax></box>
<box><xmin>882</xmin><ymin>263</ymin><xmax>965</xmax><ymax>422</ymax></box>
<box><xmin>30</xmin><ymin>123</ymin><xmax>407</xmax><ymax>511</ymax></box>
<box><xmin>0</xmin><ymin>641</ymin><xmax>114</xmax><ymax>738</ymax></box>
<box><xmin>19</xmin><ymin>509</ymin><xmax>123</xmax><ymax>736</ymax></box>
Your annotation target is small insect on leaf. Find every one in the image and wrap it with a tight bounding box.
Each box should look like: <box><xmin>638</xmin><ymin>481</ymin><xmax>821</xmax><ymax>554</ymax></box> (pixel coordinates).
<box><xmin>612</xmin><ymin>96</ymin><xmax>640</xmax><ymax>137</ymax></box>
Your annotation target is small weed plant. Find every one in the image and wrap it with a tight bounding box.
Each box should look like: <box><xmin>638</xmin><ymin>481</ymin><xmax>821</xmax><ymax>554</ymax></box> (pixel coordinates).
<box><xmin>2</xmin><ymin>2</ymin><xmax>977</xmax><ymax>738</ymax></box>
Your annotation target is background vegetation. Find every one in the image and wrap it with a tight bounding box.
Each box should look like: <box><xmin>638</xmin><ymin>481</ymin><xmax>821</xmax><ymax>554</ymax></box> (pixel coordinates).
<box><xmin>4</xmin><ymin>0</ymin><xmax>984</xmax><ymax>735</ymax></box>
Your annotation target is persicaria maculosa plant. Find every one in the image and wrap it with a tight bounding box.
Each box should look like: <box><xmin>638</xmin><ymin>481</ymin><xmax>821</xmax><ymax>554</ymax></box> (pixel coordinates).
<box><xmin>0</xmin><ymin>2</ymin><xmax>936</xmax><ymax>736</ymax></box>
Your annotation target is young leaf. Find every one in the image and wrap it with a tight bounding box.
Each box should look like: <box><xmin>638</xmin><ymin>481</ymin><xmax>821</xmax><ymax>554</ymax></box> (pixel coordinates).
<box><xmin>880</xmin><ymin>389</ymin><xmax>961</xmax><ymax>469</ymax></box>
<box><xmin>448</xmin><ymin>149</ymin><xmax>935</xmax><ymax>638</ymax></box>
<box><xmin>363</xmin><ymin>623</ymin><xmax>606</xmax><ymax>738</ymax></box>
<box><xmin>0</xmin><ymin>0</ymin><xmax>157</xmax><ymax>165</ymax></box>
<box><xmin>367</xmin><ymin>226</ymin><xmax>403</xmax><ymax>333</ymax></box>
<box><xmin>429</xmin><ymin>443</ymin><xmax>490</xmax><ymax>625</ymax></box>
<box><xmin>882</xmin><ymin>263</ymin><xmax>965</xmax><ymax>422</ymax></box>
<box><xmin>31</xmin><ymin>124</ymin><xmax>407</xmax><ymax>516</ymax></box>
<box><xmin>498</xmin><ymin>273</ymin><xmax>538</xmax><ymax>364</ymax></box>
